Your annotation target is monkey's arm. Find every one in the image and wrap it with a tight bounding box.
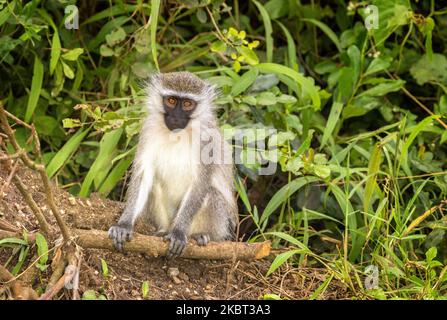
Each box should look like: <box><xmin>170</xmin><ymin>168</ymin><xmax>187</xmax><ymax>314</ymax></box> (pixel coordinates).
<box><xmin>164</xmin><ymin>174</ymin><xmax>209</xmax><ymax>258</ymax></box>
<box><xmin>108</xmin><ymin>163</ymin><xmax>153</xmax><ymax>251</ymax></box>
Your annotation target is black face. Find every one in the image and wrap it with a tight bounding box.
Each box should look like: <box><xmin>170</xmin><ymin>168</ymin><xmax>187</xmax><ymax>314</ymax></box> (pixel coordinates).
<box><xmin>163</xmin><ymin>95</ymin><xmax>197</xmax><ymax>131</ymax></box>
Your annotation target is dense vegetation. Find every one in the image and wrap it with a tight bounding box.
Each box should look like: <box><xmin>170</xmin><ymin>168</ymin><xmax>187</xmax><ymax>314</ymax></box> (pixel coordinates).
<box><xmin>1</xmin><ymin>0</ymin><xmax>447</xmax><ymax>299</ymax></box>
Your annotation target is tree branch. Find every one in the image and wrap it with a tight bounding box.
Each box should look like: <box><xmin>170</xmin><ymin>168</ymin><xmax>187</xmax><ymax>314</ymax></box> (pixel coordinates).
<box><xmin>74</xmin><ymin>229</ymin><xmax>271</xmax><ymax>261</ymax></box>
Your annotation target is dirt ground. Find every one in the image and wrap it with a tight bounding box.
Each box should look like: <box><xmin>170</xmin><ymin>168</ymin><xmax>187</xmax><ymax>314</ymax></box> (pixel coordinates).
<box><xmin>0</xmin><ymin>165</ymin><xmax>351</xmax><ymax>300</ymax></box>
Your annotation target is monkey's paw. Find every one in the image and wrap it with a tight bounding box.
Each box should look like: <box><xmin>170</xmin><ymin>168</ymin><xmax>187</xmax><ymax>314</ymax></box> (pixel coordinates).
<box><xmin>108</xmin><ymin>224</ymin><xmax>133</xmax><ymax>252</ymax></box>
<box><xmin>163</xmin><ymin>230</ymin><xmax>187</xmax><ymax>259</ymax></box>
<box><xmin>192</xmin><ymin>234</ymin><xmax>210</xmax><ymax>246</ymax></box>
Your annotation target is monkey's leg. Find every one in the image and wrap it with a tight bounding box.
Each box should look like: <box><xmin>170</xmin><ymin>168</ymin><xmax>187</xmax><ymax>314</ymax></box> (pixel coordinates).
<box><xmin>108</xmin><ymin>166</ymin><xmax>153</xmax><ymax>251</ymax></box>
<box><xmin>192</xmin><ymin>187</ymin><xmax>237</xmax><ymax>243</ymax></box>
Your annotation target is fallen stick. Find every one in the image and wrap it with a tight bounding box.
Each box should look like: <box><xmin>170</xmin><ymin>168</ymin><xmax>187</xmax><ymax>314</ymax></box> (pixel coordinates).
<box><xmin>74</xmin><ymin>229</ymin><xmax>271</xmax><ymax>261</ymax></box>
<box><xmin>0</xmin><ymin>229</ymin><xmax>36</xmax><ymax>243</ymax></box>
<box><xmin>0</xmin><ymin>265</ymin><xmax>38</xmax><ymax>300</ymax></box>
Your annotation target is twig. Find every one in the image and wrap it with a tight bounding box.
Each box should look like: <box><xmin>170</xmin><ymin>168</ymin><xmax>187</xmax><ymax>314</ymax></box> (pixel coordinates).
<box><xmin>12</xmin><ymin>175</ymin><xmax>51</xmax><ymax>236</ymax></box>
<box><xmin>0</xmin><ymin>104</ymin><xmax>71</xmax><ymax>241</ymax></box>
<box><xmin>0</xmin><ymin>218</ymin><xmax>19</xmax><ymax>233</ymax></box>
<box><xmin>0</xmin><ymin>265</ymin><xmax>38</xmax><ymax>300</ymax></box>
<box><xmin>402</xmin><ymin>200</ymin><xmax>446</xmax><ymax>237</ymax></box>
<box><xmin>38</xmin><ymin>265</ymin><xmax>75</xmax><ymax>300</ymax></box>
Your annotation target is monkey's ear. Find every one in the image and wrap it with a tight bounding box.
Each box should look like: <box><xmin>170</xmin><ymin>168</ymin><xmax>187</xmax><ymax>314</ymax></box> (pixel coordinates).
<box><xmin>148</xmin><ymin>73</ymin><xmax>162</xmax><ymax>86</ymax></box>
<box><xmin>204</xmin><ymin>81</ymin><xmax>218</xmax><ymax>100</ymax></box>
<box><xmin>146</xmin><ymin>73</ymin><xmax>163</xmax><ymax>95</ymax></box>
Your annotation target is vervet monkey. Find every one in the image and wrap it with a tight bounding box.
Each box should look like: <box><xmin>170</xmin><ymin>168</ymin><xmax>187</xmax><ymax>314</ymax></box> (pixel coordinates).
<box><xmin>108</xmin><ymin>72</ymin><xmax>238</xmax><ymax>258</ymax></box>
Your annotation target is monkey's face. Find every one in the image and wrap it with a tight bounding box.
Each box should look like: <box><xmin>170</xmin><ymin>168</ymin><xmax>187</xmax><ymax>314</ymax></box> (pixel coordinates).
<box><xmin>162</xmin><ymin>95</ymin><xmax>197</xmax><ymax>130</ymax></box>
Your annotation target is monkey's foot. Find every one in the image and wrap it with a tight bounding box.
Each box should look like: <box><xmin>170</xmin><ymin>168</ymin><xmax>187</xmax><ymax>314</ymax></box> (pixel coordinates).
<box><xmin>108</xmin><ymin>225</ymin><xmax>133</xmax><ymax>252</ymax></box>
<box><xmin>192</xmin><ymin>234</ymin><xmax>210</xmax><ymax>246</ymax></box>
<box><xmin>163</xmin><ymin>230</ymin><xmax>187</xmax><ymax>259</ymax></box>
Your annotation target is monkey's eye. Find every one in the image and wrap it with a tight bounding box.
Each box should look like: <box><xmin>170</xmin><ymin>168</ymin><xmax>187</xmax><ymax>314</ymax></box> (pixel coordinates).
<box><xmin>182</xmin><ymin>99</ymin><xmax>196</xmax><ymax>111</ymax></box>
<box><xmin>165</xmin><ymin>96</ymin><xmax>177</xmax><ymax>108</ymax></box>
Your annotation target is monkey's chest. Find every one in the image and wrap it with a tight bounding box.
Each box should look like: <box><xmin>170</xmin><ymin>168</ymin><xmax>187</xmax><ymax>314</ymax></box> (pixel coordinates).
<box><xmin>152</xmin><ymin>140</ymin><xmax>199</xmax><ymax>206</ymax></box>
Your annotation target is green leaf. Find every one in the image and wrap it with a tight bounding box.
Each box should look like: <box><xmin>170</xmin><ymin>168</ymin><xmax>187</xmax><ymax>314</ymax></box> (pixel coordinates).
<box><xmin>237</xmin><ymin>46</ymin><xmax>259</xmax><ymax>65</ymax></box>
<box><xmin>0</xmin><ymin>2</ymin><xmax>14</xmax><ymax>28</ymax></box>
<box><xmin>231</xmin><ymin>68</ymin><xmax>259</xmax><ymax>96</ymax></box>
<box><xmin>82</xmin><ymin>290</ymin><xmax>98</xmax><ymax>300</ymax></box>
<box><xmin>260</xmin><ymin>176</ymin><xmax>320</xmax><ymax>225</ymax></box>
<box><xmin>321</xmin><ymin>102</ymin><xmax>343</xmax><ymax>148</ymax></box>
<box><xmin>364</xmin><ymin>58</ymin><xmax>391</xmax><ymax>76</ymax></box>
<box><xmin>410</xmin><ymin>54</ymin><xmax>447</xmax><ymax>86</ymax></box>
<box><xmin>276</xmin><ymin>21</ymin><xmax>297</xmax><ymax>70</ymax></box>
<box><xmin>25</xmin><ymin>56</ymin><xmax>44</xmax><ymax>123</ymax></box>
<box><xmin>35</xmin><ymin>233</ymin><xmax>48</xmax><ymax>266</ymax></box>
<box><xmin>267</xmin><ymin>249</ymin><xmax>301</xmax><ymax>276</ymax></box>
<box><xmin>62</xmin><ymin>61</ymin><xmax>74</xmax><ymax>79</ymax></box>
<box><xmin>98</xmin><ymin>156</ymin><xmax>133</xmax><ymax>197</ymax></box>
<box><xmin>277</xmin><ymin>94</ymin><xmax>297</xmax><ymax>104</ymax></box>
<box><xmin>257</xmin><ymin>92</ymin><xmax>277</xmax><ymax>105</ymax></box>
<box><xmin>101</xmin><ymin>258</ymin><xmax>109</xmax><ymax>278</ymax></box>
<box><xmin>262</xmin><ymin>293</ymin><xmax>281</xmax><ymax>300</ymax></box>
<box><xmin>256</xmin><ymin>63</ymin><xmax>321</xmax><ymax>109</ymax></box>
<box><xmin>196</xmin><ymin>8</ymin><xmax>207</xmax><ymax>23</ymax></box>
<box><xmin>100</xmin><ymin>44</ymin><xmax>115</xmax><ymax>57</ymax></box>
<box><xmin>210</xmin><ymin>41</ymin><xmax>227</xmax><ymax>53</ymax></box>
<box><xmin>50</xmin><ymin>31</ymin><xmax>61</xmax><ymax>75</ymax></box>
<box><xmin>313</xmin><ymin>165</ymin><xmax>331</xmax><ymax>179</ymax></box>
<box><xmin>301</xmin><ymin>18</ymin><xmax>342</xmax><ymax>52</ymax></box>
<box><xmin>62</xmin><ymin>118</ymin><xmax>82</xmax><ymax>129</ymax></box>
<box><xmin>336</xmin><ymin>67</ymin><xmax>355</xmax><ymax>102</ymax></box>
<box><xmin>46</xmin><ymin>128</ymin><xmax>90</xmax><ymax>178</ymax></box>
<box><xmin>369</xmin><ymin>0</ymin><xmax>411</xmax><ymax>46</ymax></box>
<box><xmin>426</xmin><ymin>247</ymin><xmax>437</xmax><ymax>263</ymax></box>
<box><xmin>264</xmin><ymin>0</ymin><xmax>289</xmax><ymax>19</ymax></box>
<box><xmin>62</xmin><ymin>48</ymin><xmax>84</xmax><ymax>61</ymax></box>
<box><xmin>79</xmin><ymin>128</ymin><xmax>123</xmax><ymax>197</ymax></box>
<box><xmin>34</xmin><ymin>116</ymin><xmax>58</xmax><ymax>136</ymax></box>
<box><xmin>142</xmin><ymin>281</ymin><xmax>150</xmax><ymax>299</ymax></box>
<box><xmin>359</xmin><ymin>79</ymin><xmax>405</xmax><ymax>97</ymax></box>
<box><xmin>0</xmin><ymin>238</ymin><xmax>28</xmax><ymax>246</ymax></box>
<box><xmin>400</xmin><ymin>115</ymin><xmax>439</xmax><ymax>172</ymax></box>
<box><xmin>105</xmin><ymin>27</ymin><xmax>126</xmax><ymax>47</ymax></box>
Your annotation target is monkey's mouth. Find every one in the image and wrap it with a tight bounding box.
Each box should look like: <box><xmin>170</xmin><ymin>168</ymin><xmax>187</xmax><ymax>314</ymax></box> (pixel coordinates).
<box><xmin>164</xmin><ymin>115</ymin><xmax>189</xmax><ymax>131</ymax></box>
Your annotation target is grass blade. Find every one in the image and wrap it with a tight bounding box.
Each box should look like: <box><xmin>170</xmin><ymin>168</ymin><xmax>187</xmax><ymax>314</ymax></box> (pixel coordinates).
<box><xmin>231</xmin><ymin>68</ymin><xmax>258</xmax><ymax>96</ymax></box>
<box><xmin>363</xmin><ymin>143</ymin><xmax>382</xmax><ymax>215</ymax></box>
<box><xmin>275</xmin><ymin>20</ymin><xmax>297</xmax><ymax>70</ymax></box>
<box><xmin>301</xmin><ymin>18</ymin><xmax>342</xmax><ymax>52</ymax></box>
<box><xmin>25</xmin><ymin>56</ymin><xmax>44</xmax><ymax>123</ymax></box>
<box><xmin>256</xmin><ymin>63</ymin><xmax>321</xmax><ymax>109</ymax></box>
<box><xmin>321</xmin><ymin>102</ymin><xmax>343</xmax><ymax>149</ymax></box>
<box><xmin>252</xmin><ymin>0</ymin><xmax>273</xmax><ymax>62</ymax></box>
<box><xmin>150</xmin><ymin>0</ymin><xmax>161</xmax><ymax>71</ymax></box>
<box><xmin>46</xmin><ymin>128</ymin><xmax>90</xmax><ymax>178</ymax></box>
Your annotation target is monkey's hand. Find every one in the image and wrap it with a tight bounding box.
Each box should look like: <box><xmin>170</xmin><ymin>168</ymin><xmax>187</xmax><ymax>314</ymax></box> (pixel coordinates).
<box><xmin>163</xmin><ymin>230</ymin><xmax>187</xmax><ymax>259</ymax></box>
<box><xmin>108</xmin><ymin>224</ymin><xmax>133</xmax><ymax>252</ymax></box>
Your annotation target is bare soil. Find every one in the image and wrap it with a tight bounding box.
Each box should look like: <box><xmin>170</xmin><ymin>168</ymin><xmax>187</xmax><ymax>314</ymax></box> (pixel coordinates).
<box><xmin>0</xmin><ymin>166</ymin><xmax>351</xmax><ymax>300</ymax></box>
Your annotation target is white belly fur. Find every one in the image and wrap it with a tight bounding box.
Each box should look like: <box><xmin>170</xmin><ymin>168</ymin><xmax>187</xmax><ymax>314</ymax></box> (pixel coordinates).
<box><xmin>142</xmin><ymin>127</ymin><xmax>199</xmax><ymax>230</ymax></box>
